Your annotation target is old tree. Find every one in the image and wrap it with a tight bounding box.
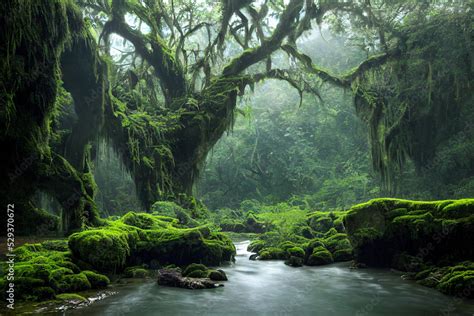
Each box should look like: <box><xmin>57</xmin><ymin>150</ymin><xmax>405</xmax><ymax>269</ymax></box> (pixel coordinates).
<box><xmin>0</xmin><ymin>0</ymin><xmax>471</xmax><ymax>234</ymax></box>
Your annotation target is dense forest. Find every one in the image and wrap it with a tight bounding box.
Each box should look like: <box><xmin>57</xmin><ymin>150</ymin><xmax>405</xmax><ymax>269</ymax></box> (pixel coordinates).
<box><xmin>0</xmin><ymin>0</ymin><xmax>473</xmax><ymax>314</ymax></box>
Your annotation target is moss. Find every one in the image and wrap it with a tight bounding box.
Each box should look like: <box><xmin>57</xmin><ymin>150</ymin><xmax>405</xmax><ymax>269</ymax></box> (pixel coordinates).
<box><xmin>285</xmin><ymin>256</ymin><xmax>304</xmax><ymax>267</ymax></box>
<box><xmin>208</xmin><ymin>269</ymin><xmax>227</xmax><ymax>281</ymax></box>
<box><xmin>186</xmin><ymin>270</ymin><xmax>209</xmax><ymax>278</ymax></box>
<box><xmin>183</xmin><ymin>263</ymin><xmax>207</xmax><ymax>277</ymax></box>
<box><xmin>437</xmin><ymin>270</ymin><xmax>474</xmax><ymax>298</ymax></box>
<box><xmin>247</xmin><ymin>240</ymin><xmax>266</xmax><ymax>253</ymax></box>
<box><xmin>68</xmin><ymin>226</ymin><xmax>136</xmax><ymax>272</ymax></box>
<box><xmin>82</xmin><ymin>270</ymin><xmax>110</xmax><ymax>287</ymax></box>
<box><xmin>278</xmin><ymin>241</ymin><xmax>296</xmax><ymax>251</ymax></box>
<box><xmin>344</xmin><ymin>198</ymin><xmax>474</xmax><ymax>268</ymax></box>
<box><xmin>32</xmin><ymin>287</ymin><xmax>56</xmax><ymax>300</ymax></box>
<box><xmin>307</xmin><ymin>247</ymin><xmax>334</xmax><ymax>266</ymax></box>
<box><xmin>324</xmin><ymin>228</ymin><xmax>338</xmax><ymax>238</ymax></box>
<box><xmin>55</xmin><ymin>293</ymin><xmax>87</xmax><ymax>302</ymax></box>
<box><xmin>287</xmin><ymin>247</ymin><xmax>305</xmax><ymax>258</ymax></box>
<box><xmin>333</xmin><ymin>249</ymin><xmax>353</xmax><ymax>262</ymax></box>
<box><xmin>323</xmin><ymin>233</ymin><xmax>351</xmax><ymax>253</ymax></box>
<box><xmin>259</xmin><ymin>247</ymin><xmax>288</xmax><ymax>260</ymax></box>
<box><xmin>58</xmin><ymin>273</ymin><xmax>91</xmax><ymax>292</ymax></box>
<box><xmin>121</xmin><ymin>212</ymin><xmax>163</xmax><ymax>229</ymax></box>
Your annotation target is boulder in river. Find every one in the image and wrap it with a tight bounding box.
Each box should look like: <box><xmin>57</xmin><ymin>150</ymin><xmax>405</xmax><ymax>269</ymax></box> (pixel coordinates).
<box><xmin>249</xmin><ymin>253</ymin><xmax>258</xmax><ymax>260</ymax></box>
<box><xmin>157</xmin><ymin>269</ymin><xmax>224</xmax><ymax>289</ymax></box>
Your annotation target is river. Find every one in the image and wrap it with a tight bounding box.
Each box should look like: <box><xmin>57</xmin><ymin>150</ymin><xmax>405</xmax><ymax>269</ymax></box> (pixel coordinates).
<box><xmin>71</xmin><ymin>241</ymin><xmax>474</xmax><ymax>315</ymax></box>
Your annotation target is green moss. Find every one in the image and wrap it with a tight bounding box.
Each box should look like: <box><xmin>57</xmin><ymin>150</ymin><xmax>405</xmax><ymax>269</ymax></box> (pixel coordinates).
<box><xmin>185</xmin><ymin>270</ymin><xmax>207</xmax><ymax>278</ymax></box>
<box><xmin>247</xmin><ymin>240</ymin><xmax>266</xmax><ymax>253</ymax></box>
<box><xmin>32</xmin><ymin>287</ymin><xmax>56</xmax><ymax>300</ymax></box>
<box><xmin>121</xmin><ymin>212</ymin><xmax>167</xmax><ymax>229</ymax></box>
<box><xmin>55</xmin><ymin>293</ymin><xmax>87</xmax><ymax>302</ymax></box>
<box><xmin>58</xmin><ymin>273</ymin><xmax>91</xmax><ymax>292</ymax></box>
<box><xmin>344</xmin><ymin>198</ymin><xmax>474</xmax><ymax>268</ymax></box>
<box><xmin>333</xmin><ymin>249</ymin><xmax>353</xmax><ymax>262</ymax></box>
<box><xmin>285</xmin><ymin>256</ymin><xmax>304</xmax><ymax>267</ymax></box>
<box><xmin>183</xmin><ymin>263</ymin><xmax>207</xmax><ymax>277</ymax></box>
<box><xmin>287</xmin><ymin>247</ymin><xmax>305</xmax><ymax>258</ymax></box>
<box><xmin>307</xmin><ymin>247</ymin><xmax>334</xmax><ymax>266</ymax></box>
<box><xmin>438</xmin><ymin>270</ymin><xmax>474</xmax><ymax>297</ymax></box>
<box><xmin>82</xmin><ymin>270</ymin><xmax>110</xmax><ymax>287</ymax></box>
<box><xmin>68</xmin><ymin>226</ymin><xmax>136</xmax><ymax>272</ymax></box>
<box><xmin>259</xmin><ymin>247</ymin><xmax>288</xmax><ymax>260</ymax></box>
<box><xmin>208</xmin><ymin>269</ymin><xmax>227</xmax><ymax>281</ymax></box>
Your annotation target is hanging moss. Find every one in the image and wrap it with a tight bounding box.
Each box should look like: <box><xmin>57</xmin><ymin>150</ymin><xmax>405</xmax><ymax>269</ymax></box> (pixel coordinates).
<box><xmin>0</xmin><ymin>0</ymin><xmax>106</xmax><ymax>235</ymax></box>
<box><xmin>352</xmin><ymin>12</ymin><xmax>473</xmax><ymax>192</ymax></box>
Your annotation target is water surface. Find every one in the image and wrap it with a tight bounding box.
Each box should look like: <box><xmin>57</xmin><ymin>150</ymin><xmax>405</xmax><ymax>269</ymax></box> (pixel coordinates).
<box><xmin>72</xmin><ymin>241</ymin><xmax>474</xmax><ymax>315</ymax></box>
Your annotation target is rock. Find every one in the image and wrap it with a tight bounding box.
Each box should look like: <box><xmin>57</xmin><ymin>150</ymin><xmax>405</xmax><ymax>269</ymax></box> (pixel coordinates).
<box><xmin>344</xmin><ymin>198</ymin><xmax>474</xmax><ymax>268</ymax></box>
<box><xmin>208</xmin><ymin>269</ymin><xmax>228</xmax><ymax>281</ymax></box>
<box><xmin>157</xmin><ymin>269</ymin><xmax>223</xmax><ymax>290</ymax></box>
<box><xmin>306</xmin><ymin>246</ymin><xmax>333</xmax><ymax>266</ymax></box>
<box><xmin>249</xmin><ymin>253</ymin><xmax>258</xmax><ymax>260</ymax></box>
<box><xmin>285</xmin><ymin>256</ymin><xmax>303</xmax><ymax>267</ymax></box>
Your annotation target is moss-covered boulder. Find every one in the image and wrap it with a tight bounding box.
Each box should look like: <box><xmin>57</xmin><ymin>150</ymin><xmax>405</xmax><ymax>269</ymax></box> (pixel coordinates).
<box><xmin>307</xmin><ymin>247</ymin><xmax>334</xmax><ymax>266</ymax></box>
<box><xmin>344</xmin><ymin>198</ymin><xmax>474</xmax><ymax>267</ymax></box>
<box><xmin>183</xmin><ymin>263</ymin><xmax>207</xmax><ymax>277</ymax></box>
<box><xmin>285</xmin><ymin>256</ymin><xmax>304</xmax><ymax>267</ymax></box>
<box><xmin>259</xmin><ymin>247</ymin><xmax>289</xmax><ymax>260</ymax></box>
<box><xmin>0</xmin><ymin>240</ymin><xmax>109</xmax><ymax>301</ymax></box>
<box><xmin>124</xmin><ymin>266</ymin><xmax>150</xmax><ymax>278</ymax></box>
<box><xmin>208</xmin><ymin>269</ymin><xmax>228</xmax><ymax>281</ymax></box>
<box><xmin>68</xmin><ymin>213</ymin><xmax>235</xmax><ymax>273</ymax></box>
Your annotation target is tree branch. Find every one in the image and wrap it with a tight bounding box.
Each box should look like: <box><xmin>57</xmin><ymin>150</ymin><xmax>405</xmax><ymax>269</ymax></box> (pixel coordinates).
<box><xmin>104</xmin><ymin>0</ymin><xmax>187</xmax><ymax>102</ymax></box>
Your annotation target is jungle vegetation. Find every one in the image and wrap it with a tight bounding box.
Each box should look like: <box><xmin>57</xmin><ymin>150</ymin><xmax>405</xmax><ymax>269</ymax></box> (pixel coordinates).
<box><xmin>0</xmin><ymin>0</ymin><xmax>473</xmax><ymax>306</ymax></box>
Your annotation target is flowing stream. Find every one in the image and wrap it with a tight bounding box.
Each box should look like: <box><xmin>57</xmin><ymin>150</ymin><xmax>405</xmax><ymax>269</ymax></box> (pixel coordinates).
<box><xmin>71</xmin><ymin>241</ymin><xmax>474</xmax><ymax>315</ymax></box>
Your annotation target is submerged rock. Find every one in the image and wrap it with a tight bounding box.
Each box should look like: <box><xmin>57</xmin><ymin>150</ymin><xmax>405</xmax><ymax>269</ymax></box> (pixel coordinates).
<box><xmin>157</xmin><ymin>269</ymin><xmax>223</xmax><ymax>290</ymax></box>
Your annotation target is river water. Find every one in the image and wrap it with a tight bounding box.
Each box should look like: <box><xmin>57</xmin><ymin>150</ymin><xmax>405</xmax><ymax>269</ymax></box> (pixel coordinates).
<box><xmin>72</xmin><ymin>241</ymin><xmax>474</xmax><ymax>316</ymax></box>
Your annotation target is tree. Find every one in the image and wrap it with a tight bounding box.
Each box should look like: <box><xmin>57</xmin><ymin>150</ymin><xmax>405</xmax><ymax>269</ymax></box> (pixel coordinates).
<box><xmin>1</xmin><ymin>0</ymin><xmax>470</xmax><ymax>234</ymax></box>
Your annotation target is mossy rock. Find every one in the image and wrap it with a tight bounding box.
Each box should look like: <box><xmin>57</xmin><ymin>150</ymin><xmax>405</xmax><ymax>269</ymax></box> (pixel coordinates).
<box><xmin>333</xmin><ymin>248</ymin><xmax>353</xmax><ymax>262</ymax></box>
<box><xmin>437</xmin><ymin>270</ymin><xmax>474</xmax><ymax>298</ymax></box>
<box><xmin>247</xmin><ymin>240</ymin><xmax>266</xmax><ymax>253</ymax></box>
<box><xmin>344</xmin><ymin>198</ymin><xmax>474</xmax><ymax>268</ymax></box>
<box><xmin>259</xmin><ymin>247</ymin><xmax>288</xmax><ymax>260</ymax></box>
<box><xmin>68</xmin><ymin>227</ymin><xmax>136</xmax><ymax>272</ymax></box>
<box><xmin>278</xmin><ymin>241</ymin><xmax>296</xmax><ymax>251</ymax></box>
<box><xmin>324</xmin><ymin>228</ymin><xmax>338</xmax><ymax>238</ymax></box>
<box><xmin>322</xmin><ymin>233</ymin><xmax>351</xmax><ymax>253</ymax></box>
<box><xmin>186</xmin><ymin>270</ymin><xmax>208</xmax><ymax>278</ymax></box>
<box><xmin>55</xmin><ymin>293</ymin><xmax>87</xmax><ymax>302</ymax></box>
<box><xmin>32</xmin><ymin>286</ymin><xmax>56</xmax><ymax>300</ymax></box>
<box><xmin>208</xmin><ymin>269</ymin><xmax>228</xmax><ymax>281</ymax></box>
<box><xmin>82</xmin><ymin>270</ymin><xmax>110</xmax><ymax>287</ymax></box>
<box><xmin>287</xmin><ymin>247</ymin><xmax>305</xmax><ymax>258</ymax></box>
<box><xmin>285</xmin><ymin>256</ymin><xmax>304</xmax><ymax>267</ymax></box>
<box><xmin>183</xmin><ymin>263</ymin><xmax>207</xmax><ymax>277</ymax></box>
<box><xmin>121</xmin><ymin>212</ymin><xmax>165</xmax><ymax>229</ymax></box>
<box><xmin>124</xmin><ymin>266</ymin><xmax>150</xmax><ymax>278</ymax></box>
<box><xmin>151</xmin><ymin>201</ymin><xmax>185</xmax><ymax>217</ymax></box>
<box><xmin>58</xmin><ymin>273</ymin><xmax>91</xmax><ymax>292</ymax></box>
<box><xmin>307</xmin><ymin>247</ymin><xmax>334</xmax><ymax>266</ymax></box>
